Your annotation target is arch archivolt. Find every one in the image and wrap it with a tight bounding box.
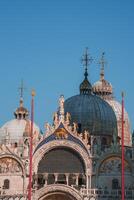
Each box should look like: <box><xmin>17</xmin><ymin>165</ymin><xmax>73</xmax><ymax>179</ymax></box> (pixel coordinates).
<box><xmin>95</xmin><ymin>153</ymin><xmax>132</xmax><ymax>176</ymax></box>
<box><xmin>33</xmin><ymin>140</ymin><xmax>91</xmax><ymax>174</ymax></box>
<box><xmin>34</xmin><ymin>184</ymin><xmax>83</xmax><ymax>200</ymax></box>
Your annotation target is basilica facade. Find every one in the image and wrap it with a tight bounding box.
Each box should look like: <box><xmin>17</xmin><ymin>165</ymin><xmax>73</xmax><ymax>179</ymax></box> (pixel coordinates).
<box><xmin>0</xmin><ymin>51</ymin><xmax>134</xmax><ymax>200</ymax></box>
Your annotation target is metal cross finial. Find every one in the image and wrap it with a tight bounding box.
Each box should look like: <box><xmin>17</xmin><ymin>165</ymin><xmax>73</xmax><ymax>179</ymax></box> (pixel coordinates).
<box><xmin>19</xmin><ymin>80</ymin><xmax>25</xmax><ymax>99</ymax></box>
<box><xmin>99</xmin><ymin>52</ymin><xmax>107</xmax><ymax>80</ymax></box>
<box><xmin>81</xmin><ymin>47</ymin><xmax>93</xmax><ymax>79</ymax></box>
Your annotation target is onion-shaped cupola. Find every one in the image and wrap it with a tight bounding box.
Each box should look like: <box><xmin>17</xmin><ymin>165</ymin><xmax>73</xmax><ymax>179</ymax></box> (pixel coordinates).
<box><xmin>64</xmin><ymin>49</ymin><xmax>117</xmax><ymax>136</ymax></box>
<box><xmin>93</xmin><ymin>52</ymin><xmax>113</xmax><ymax>100</ymax></box>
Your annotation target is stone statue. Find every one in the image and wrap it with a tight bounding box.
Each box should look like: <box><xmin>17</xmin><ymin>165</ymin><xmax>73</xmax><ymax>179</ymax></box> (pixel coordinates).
<box><xmin>23</xmin><ymin>142</ymin><xmax>29</xmax><ymax>158</ymax></box>
<box><xmin>59</xmin><ymin>95</ymin><xmax>65</xmax><ymax>121</ymax></box>
<box><xmin>45</xmin><ymin>122</ymin><xmax>51</xmax><ymax>134</ymax></box>
<box><xmin>66</xmin><ymin>112</ymin><xmax>71</xmax><ymax>125</ymax></box>
<box><xmin>59</xmin><ymin>95</ymin><xmax>64</xmax><ymax>113</ymax></box>
<box><xmin>53</xmin><ymin>112</ymin><xmax>59</xmax><ymax>126</ymax></box>
<box><xmin>83</xmin><ymin>130</ymin><xmax>89</xmax><ymax>144</ymax></box>
<box><xmin>73</xmin><ymin>122</ymin><xmax>77</xmax><ymax>134</ymax></box>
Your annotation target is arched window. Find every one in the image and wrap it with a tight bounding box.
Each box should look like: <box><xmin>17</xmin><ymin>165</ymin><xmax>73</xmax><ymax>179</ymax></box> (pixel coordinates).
<box><xmin>3</xmin><ymin>179</ymin><xmax>10</xmax><ymax>189</ymax></box>
<box><xmin>101</xmin><ymin>137</ymin><xmax>107</xmax><ymax>150</ymax></box>
<box><xmin>77</xmin><ymin>123</ymin><xmax>82</xmax><ymax>133</ymax></box>
<box><xmin>112</xmin><ymin>179</ymin><xmax>119</xmax><ymax>189</ymax></box>
<box><xmin>101</xmin><ymin>137</ymin><xmax>107</xmax><ymax>145</ymax></box>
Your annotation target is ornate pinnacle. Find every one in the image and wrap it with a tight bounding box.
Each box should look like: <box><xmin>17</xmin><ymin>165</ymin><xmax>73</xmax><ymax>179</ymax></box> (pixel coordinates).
<box><xmin>59</xmin><ymin>95</ymin><xmax>65</xmax><ymax>121</ymax></box>
<box><xmin>18</xmin><ymin>80</ymin><xmax>25</xmax><ymax>107</ymax></box>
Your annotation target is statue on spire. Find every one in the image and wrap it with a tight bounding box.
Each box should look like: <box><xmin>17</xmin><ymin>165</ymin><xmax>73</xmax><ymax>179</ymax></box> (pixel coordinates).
<box><xmin>81</xmin><ymin>47</ymin><xmax>93</xmax><ymax>79</ymax></box>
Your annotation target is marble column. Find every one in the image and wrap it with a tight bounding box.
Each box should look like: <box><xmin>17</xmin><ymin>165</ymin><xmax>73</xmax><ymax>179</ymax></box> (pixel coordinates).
<box><xmin>65</xmin><ymin>174</ymin><xmax>69</xmax><ymax>185</ymax></box>
<box><xmin>75</xmin><ymin>174</ymin><xmax>79</xmax><ymax>186</ymax></box>
<box><xmin>86</xmin><ymin>174</ymin><xmax>89</xmax><ymax>195</ymax></box>
<box><xmin>54</xmin><ymin>173</ymin><xmax>58</xmax><ymax>183</ymax></box>
<box><xmin>44</xmin><ymin>173</ymin><xmax>48</xmax><ymax>186</ymax></box>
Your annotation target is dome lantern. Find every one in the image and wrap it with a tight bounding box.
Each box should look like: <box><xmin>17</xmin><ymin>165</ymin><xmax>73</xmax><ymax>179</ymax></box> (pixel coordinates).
<box><xmin>80</xmin><ymin>48</ymin><xmax>93</xmax><ymax>95</ymax></box>
<box><xmin>14</xmin><ymin>98</ymin><xmax>29</xmax><ymax>120</ymax></box>
<box><xmin>14</xmin><ymin>81</ymin><xmax>29</xmax><ymax>120</ymax></box>
<box><xmin>93</xmin><ymin>53</ymin><xmax>113</xmax><ymax>100</ymax></box>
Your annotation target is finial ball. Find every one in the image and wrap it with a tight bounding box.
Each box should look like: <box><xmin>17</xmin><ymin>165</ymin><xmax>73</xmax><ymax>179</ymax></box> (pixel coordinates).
<box><xmin>31</xmin><ymin>89</ymin><xmax>36</xmax><ymax>97</ymax></box>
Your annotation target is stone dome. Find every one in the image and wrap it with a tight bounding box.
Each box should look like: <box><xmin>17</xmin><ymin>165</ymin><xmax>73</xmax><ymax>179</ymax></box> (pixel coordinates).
<box><xmin>0</xmin><ymin>98</ymin><xmax>40</xmax><ymax>142</ymax></box>
<box><xmin>64</xmin><ymin>93</ymin><xmax>117</xmax><ymax>136</ymax></box>
<box><xmin>106</xmin><ymin>99</ymin><xmax>132</xmax><ymax>146</ymax></box>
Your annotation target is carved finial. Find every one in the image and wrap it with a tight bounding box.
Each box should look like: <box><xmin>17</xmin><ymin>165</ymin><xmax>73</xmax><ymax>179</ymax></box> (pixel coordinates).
<box><xmin>14</xmin><ymin>80</ymin><xmax>29</xmax><ymax>119</ymax></box>
<box><xmin>59</xmin><ymin>95</ymin><xmax>65</xmax><ymax>121</ymax></box>
<box><xmin>99</xmin><ymin>52</ymin><xmax>107</xmax><ymax>81</ymax></box>
<box><xmin>81</xmin><ymin>47</ymin><xmax>93</xmax><ymax>80</ymax></box>
<box><xmin>18</xmin><ymin>80</ymin><xmax>26</xmax><ymax>107</ymax></box>
<box><xmin>19</xmin><ymin>80</ymin><xmax>25</xmax><ymax>98</ymax></box>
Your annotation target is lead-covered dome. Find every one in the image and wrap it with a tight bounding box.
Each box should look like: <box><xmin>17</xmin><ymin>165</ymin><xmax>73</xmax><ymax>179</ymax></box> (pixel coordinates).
<box><xmin>64</xmin><ymin>50</ymin><xmax>117</xmax><ymax>136</ymax></box>
<box><xmin>65</xmin><ymin>93</ymin><xmax>117</xmax><ymax>136</ymax></box>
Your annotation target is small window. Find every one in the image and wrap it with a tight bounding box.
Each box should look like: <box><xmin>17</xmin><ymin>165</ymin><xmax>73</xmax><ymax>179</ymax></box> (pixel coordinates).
<box><xmin>112</xmin><ymin>179</ymin><xmax>119</xmax><ymax>189</ymax></box>
<box><xmin>3</xmin><ymin>179</ymin><xmax>10</xmax><ymax>189</ymax></box>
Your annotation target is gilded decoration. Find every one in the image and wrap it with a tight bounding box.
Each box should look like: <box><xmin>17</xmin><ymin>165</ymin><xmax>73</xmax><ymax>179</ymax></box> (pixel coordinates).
<box><xmin>55</xmin><ymin>128</ymin><xmax>68</xmax><ymax>139</ymax></box>
<box><xmin>0</xmin><ymin>157</ymin><xmax>22</xmax><ymax>174</ymax></box>
<box><xmin>99</xmin><ymin>157</ymin><xmax>131</xmax><ymax>174</ymax></box>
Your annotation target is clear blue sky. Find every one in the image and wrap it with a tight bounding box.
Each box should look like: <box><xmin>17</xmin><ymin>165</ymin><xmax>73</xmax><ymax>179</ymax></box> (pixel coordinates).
<box><xmin>0</xmin><ymin>0</ymin><xmax>134</xmax><ymax>132</ymax></box>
